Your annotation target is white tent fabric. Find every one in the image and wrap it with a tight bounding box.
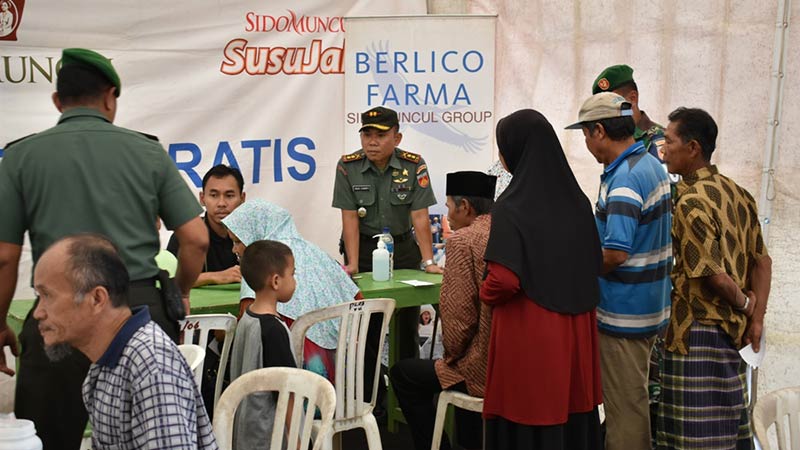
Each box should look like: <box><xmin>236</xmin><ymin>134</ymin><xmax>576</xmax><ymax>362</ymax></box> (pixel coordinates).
<box><xmin>455</xmin><ymin>0</ymin><xmax>799</xmax><ymax>402</ymax></box>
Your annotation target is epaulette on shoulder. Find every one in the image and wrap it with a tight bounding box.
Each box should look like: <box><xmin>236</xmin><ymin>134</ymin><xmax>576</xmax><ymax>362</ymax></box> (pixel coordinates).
<box><xmin>133</xmin><ymin>130</ymin><xmax>160</xmax><ymax>142</ymax></box>
<box><xmin>341</xmin><ymin>151</ymin><xmax>365</xmax><ymax>163</ymax></box>
<box><xmin>3</xmin><ymin>133</ymin><xmax>36</xmax><ymax>150</ymax></box>
<box><xmin>397</xmin><ymin>150</ymin><xmax>420</xmax><ymax>163</ymax></box>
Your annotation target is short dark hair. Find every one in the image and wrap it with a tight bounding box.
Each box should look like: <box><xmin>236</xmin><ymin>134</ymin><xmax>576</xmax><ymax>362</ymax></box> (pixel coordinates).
<box><xmin>614</xmin><ymin>81</ymin><xmax>638</xmax><ymax>97</ymax></box>
<box><xmin>56</xmin><ymin>64</ymin><xmax>114</xmax><ymax>106</ymax></box>
<box><xmin>452</xmin><ymin>195</ymin><xmax>494</xmax><ymax>216</ymax></box>
<box><xmin>202</xmin><ymin>164</ymin><xmax>245</xmax><ymax>193</ymax></box>
<box><xmin>62</xmin><ymin>234</ymin><xmax>130</xmax><ymax>307</ymax></box>
<box><xmin>241</xmin><ymin>240</ymin><xmax>293</xmax><ymax>292</ymax></box>
<box><xmin>668</xmin><ymin>107</ymin><xmax>718</xmax><ymax>161</ymax></box>
<box><xmin>583</xmin><ymin>115</ymin><xmax>636</xmax><ymax>141</ymax></box>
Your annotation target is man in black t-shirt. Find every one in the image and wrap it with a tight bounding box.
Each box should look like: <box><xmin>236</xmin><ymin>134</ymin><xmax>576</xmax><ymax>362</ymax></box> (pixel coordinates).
<box><xmin>168</xmin><ymin>164</ymin><xmax>245</xmax><ymax>286</ymax></box>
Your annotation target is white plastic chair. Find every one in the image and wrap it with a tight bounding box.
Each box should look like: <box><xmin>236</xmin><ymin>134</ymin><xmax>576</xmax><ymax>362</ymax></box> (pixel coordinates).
<box><xmin>212</xmin><ymin>367</ymin><xmax>336</xmax><ymax>450</ymax></box>
<box><xmin>178</xmin><ymin>313</ymin><xmax>237</xmax><ymax>407</ymax></box>
<box><xmin>754</xmin><ymin>386</ymin><xmax>800</xmax><ymax>450</ymax></box>
<box><xmin>178</xmin><ymin>344</ymin><xmax>206</xmax><ymax>385</ymax></box>
<box><xmin>291</xmin><ymin>298</ymin><xmax>396</xmax><ymax>450</ymax></box>
<box><xmin>430</xmin><ymin>390</ymin><xmax>484</xmax><ymax>450</ymax></box>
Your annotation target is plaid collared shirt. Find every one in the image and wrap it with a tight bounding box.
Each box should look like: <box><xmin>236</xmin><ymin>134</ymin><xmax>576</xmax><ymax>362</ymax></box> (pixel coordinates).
<box><xmin>82</xmin><ymin>307</ymin><xmax>218</xmax><ymax>449</ymax></box>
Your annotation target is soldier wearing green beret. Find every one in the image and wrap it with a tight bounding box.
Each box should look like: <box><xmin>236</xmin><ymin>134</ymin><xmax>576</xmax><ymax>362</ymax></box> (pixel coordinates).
<box><xmin>0</xmin><ymin>48</ymin><xmax>209</xmax><ymax>449</ymax></box>
<box><xmin>592</xmin><ymin>64</ymin><xmax>667</xmax><ymax>162</ymax></box>
<box><xmin>332</xmin><ymin>105</ymin><xmax>442</xmax><ymax>411</ymax></box>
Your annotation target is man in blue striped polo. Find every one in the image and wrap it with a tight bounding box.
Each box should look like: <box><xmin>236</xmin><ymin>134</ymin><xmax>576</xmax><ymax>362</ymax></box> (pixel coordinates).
<box><xmin>567</xmin><ymin>92</ymin><xmax>672</xmax><ymax>450</ymax></box>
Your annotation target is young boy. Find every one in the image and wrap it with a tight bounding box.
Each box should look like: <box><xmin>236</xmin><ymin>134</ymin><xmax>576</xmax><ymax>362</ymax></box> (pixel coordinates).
<box><xmin>230</xmin><ymin>239</ymin><xmax>297</xmax><ymax>450</ymax></box>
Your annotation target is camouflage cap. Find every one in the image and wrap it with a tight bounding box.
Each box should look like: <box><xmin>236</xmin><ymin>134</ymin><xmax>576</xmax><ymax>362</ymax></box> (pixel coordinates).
<box><xmin>61</xmin><ymin>48</ymin><xmax>121</xmax><ymax>97</ymax></box>
<box><xmin>359</xmin><ymin>106</ymin><xmax>399</xmax><ymax>132</ymax></box>
<box><xmin>592</xmin><ymin>64</ymin><xmax>634</xmax><ymax>95</ymax></box>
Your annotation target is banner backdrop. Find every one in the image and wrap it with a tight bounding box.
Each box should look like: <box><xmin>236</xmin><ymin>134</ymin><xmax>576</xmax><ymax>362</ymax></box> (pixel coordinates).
<box><xmin>343</xmin><ymin>15</ymin><xmax>496</xmax><ymax>214</ymax></box>
<box><xmin>0</xmin><ymin>0</ymin><xmax>426</xmax><ymax>299</ymax></box>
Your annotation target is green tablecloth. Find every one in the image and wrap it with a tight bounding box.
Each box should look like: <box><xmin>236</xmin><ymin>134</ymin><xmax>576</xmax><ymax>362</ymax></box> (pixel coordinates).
<box><xmin>7</xmin><ymin>268</ymin><xmax>442</xmax><ymax>432</ymax></box>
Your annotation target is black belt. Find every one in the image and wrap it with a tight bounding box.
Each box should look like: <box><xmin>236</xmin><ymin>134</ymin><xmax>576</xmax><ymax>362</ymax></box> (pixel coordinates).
<box><xmin>130</xmin><ymin>276</ymin><xmax>157</xmax><ymax>288</ymax></box>
<box><xmin>360</xmin><ymin>230</ymin><xmax>414</xmax><ymax>243</ymax></box>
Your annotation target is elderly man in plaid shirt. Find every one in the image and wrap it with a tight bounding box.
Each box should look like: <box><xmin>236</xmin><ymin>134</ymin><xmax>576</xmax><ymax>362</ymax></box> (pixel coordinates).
<box><xmin>32</xmin><ymin>234</ymin><xmax>218</xmax><ymax>450</ymax></box>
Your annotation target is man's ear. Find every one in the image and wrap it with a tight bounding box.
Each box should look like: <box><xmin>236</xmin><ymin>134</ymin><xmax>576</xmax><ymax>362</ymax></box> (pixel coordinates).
<box><xmin>88</xmin><ymin>285</ymin><xmax>111</xmax><ymax>310</ymax></box>
<box><xmin>52</xmin><ymin>92</ymin><xmax>63</xmax><ymax>112</ymax></box>
<box><xmin>593</xmin><ymin>123</ymin><xmax>607</xmax><ymax>139</ymax></box>
<box><xmin>626</xmin><ymin>89</ymin><xmax>639</xmax><ymax>105</ymax></box>
<box><xmin>688</xmin><ymin>139</ymin><xmax>704</xmax><ymax>159</ymax></box>
<box><xmin>240</xmin><ymin>192</ymin><xmax>246</xmax><ymax>202</ymax></box>
<box><xmin>199</xmin><ymin>191</ymin><xmax>206</xmax><ymax>207</ymax></box>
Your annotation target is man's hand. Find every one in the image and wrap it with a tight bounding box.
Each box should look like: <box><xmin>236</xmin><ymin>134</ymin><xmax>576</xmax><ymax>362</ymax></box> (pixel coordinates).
<box><xmin>345</xmin><ymin>263</ymin><xmax>359</xmax><ymax>276</ymax></box>
<box><xmin>743</xmin><ymin>290</ymin><xmax>763</xmax><ymax>352</ymax></box>
<box><xmin>0</xmin><ymin>324</ymin><xmax>19</xmax><ymax>376</ymax></box>
<box><xmin>424</xmin><ymin>264</ymin><xmax>443</xmax><ymax>274</ymax></box>
<box><xmin>213</xmin><ymin>266</ymin><xmax>241</xmax><ymax>284</ymax></box>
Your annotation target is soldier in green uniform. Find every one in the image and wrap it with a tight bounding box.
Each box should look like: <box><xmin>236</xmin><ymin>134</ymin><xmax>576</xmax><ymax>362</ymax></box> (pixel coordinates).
<box><xmin>333</xmin><ymin>106</ymin><xmax>442</xmax><ymax>276</ymax></box>
<box><xmin>0</xmin><ymin>48</ymin><xmax>208</xmax><ymax>449</ymax></box>
<box><xmin>333</xmin><ymin>106</ymin><xmax>442</xmax><ymax>413</ymax></box>
<box><xmin>592</xmin><ymin>64</ymin><xmax>667</xmax><ymax>162</ymax></box>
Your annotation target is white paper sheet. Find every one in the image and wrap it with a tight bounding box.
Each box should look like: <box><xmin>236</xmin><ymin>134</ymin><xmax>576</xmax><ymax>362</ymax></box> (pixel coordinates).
<box><xmin>739</xmin><ymin>327</ymin><xmax>767</xmax><ymax>368</ymax></box>
<box><xmin>400</xmin><ymin>280</ymin><xmax>434</xmax><ymax>287</ymax></box>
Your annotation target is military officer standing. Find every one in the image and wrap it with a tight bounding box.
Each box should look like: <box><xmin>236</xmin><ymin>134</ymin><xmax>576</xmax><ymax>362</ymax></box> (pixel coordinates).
<box><xmin>333</xmin><ymin>106</ymin><xmax>442</xmax><ymax>276</ymax></box>
<box><xmin>333</xmin><ymin>106</ymin><xmax>442</xmax><ymax>413</ymax></box>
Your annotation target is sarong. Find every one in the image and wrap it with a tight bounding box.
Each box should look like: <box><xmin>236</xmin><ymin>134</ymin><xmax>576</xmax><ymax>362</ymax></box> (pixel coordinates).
<box><xmin>657</xmin><ymin>322</ymin><xmax>752</xmax><ymax>449</ymax></box>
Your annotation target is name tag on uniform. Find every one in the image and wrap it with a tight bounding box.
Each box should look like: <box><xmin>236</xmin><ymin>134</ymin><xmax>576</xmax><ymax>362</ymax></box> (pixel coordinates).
<box><xmin>352</xmin><ymin>185</ymin><xmax>371</xmax><ymax>192</ymax></box>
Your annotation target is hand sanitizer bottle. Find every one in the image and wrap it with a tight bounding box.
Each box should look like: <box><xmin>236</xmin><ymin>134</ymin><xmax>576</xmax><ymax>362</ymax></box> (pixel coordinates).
<box><xmin>372</xmin><ymin>240</ymin><xmax>390</xmax><ymax>282</ymax></box>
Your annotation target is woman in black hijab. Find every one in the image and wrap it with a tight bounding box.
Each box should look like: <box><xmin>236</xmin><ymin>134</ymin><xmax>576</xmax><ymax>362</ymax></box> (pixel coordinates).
<box><xmin>480</xmin><ymin>109</ymin><xmax>603</xmax><ymax>450</ymax></box>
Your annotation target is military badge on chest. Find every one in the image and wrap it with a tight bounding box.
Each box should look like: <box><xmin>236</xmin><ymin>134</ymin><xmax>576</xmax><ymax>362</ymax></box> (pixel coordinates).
<box><xmin>391</xmin><ymin>178</ymin><xmax>412</xmax><ymax>201</ymax></box>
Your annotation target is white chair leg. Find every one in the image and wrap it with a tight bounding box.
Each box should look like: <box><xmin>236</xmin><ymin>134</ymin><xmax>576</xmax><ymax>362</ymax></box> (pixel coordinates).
<box><xmin>431</xmin><ymin>394</ymin><xmax>449</xmax><ymax>450</ymax></box>
<box><xmin>362</xmin><ymin>412</ymin><xmax>383</xmax><ymax>450</ymax></box>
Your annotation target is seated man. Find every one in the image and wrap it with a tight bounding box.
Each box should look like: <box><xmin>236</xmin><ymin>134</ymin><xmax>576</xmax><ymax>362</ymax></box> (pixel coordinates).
<box><xmin>33</xmin><ymin>234</ymin><xmax>217</xmax><ymax>449</ymax></box>
<box><xmin>390</xmin><ymin>171</ymin><xmax>496</xmax><ymax>450</ymax></box>
<box><xmin>168</xmin><ymin>164</ymin><xmax>245</xmax><ymax>286</ymax></box>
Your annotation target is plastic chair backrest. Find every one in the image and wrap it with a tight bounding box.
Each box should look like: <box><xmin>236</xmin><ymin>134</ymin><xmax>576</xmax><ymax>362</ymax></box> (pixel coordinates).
<box><xmin>290</xmin><ymin>298</ymin><xmax>395</xmax><ymax>420</ymax></box>
<box><xmin>212</xmin><ymin>367</ymin><xmax>336</xmax><ymax>450</ymax></box>
<box><xmin>178</xmin><ymin>313</ymin><xmax>237</xmax><ymax>406</ymax></box>
<box><xmin>177</xmin><ymin>344</ymin><xmax>206</xmax><ymax>383</ymax></box>
<box><xmin>754</xmin><ymin>386</ymin><xmax>800</xmax><ymax>450</ymax></box>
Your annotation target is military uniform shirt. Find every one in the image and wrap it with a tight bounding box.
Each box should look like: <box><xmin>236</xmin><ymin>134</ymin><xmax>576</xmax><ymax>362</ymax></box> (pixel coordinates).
<box><xmin>332</xmin><ymin>148</ymin><xmax>436</xmax><ymax>236</ymax></box>
<box><xmin>0</xmin><ymin>107</ymin><xmax>202</xmax><ymax>280</ymax></box>
<box><xmin>634</xmin><ymin>111</ymin><xmax>665</xmax><ymax>161</ymax></box>
<box><xmin>665</xmin><ymin>165</ymin><xmax>768</xmax><ymax>355</ymax></box>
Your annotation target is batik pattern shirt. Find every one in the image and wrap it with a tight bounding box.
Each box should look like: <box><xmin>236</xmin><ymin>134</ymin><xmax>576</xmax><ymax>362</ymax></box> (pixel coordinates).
<box><xmin>666</xmin><ymin>165</ymin><xmax>768</xmax><ymax>354</ymax></box>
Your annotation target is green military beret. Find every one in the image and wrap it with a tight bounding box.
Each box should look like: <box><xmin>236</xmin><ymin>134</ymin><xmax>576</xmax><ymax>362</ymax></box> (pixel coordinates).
<box><xmin>61</xmin><ymin>48</ymin><xmax>121</xmax><ymax>97</ymax></box>
<box><xmin>592</xmin><ymin>64</ymin><xmax>634</xmax><ymax>95</ymax></box>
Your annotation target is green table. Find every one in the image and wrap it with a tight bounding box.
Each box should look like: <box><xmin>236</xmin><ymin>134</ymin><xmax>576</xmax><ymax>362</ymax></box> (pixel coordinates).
<box><xmin>7</xmin><ymin>269</ymin><xmax>441</xmax><ymax>433</ymax></box>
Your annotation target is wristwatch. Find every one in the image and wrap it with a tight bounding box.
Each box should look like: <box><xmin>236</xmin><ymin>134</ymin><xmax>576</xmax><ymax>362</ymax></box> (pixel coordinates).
<box><xmin>420</xmin><ymin>259</ymin><xmax>435</xmax><ymax>270</ymax></box>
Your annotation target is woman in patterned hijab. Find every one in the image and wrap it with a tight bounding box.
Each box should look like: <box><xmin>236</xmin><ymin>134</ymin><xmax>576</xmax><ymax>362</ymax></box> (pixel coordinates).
<box><xmin>222</xmin><ymin>198</ymin><xmax>359</xmax><ymax>379</ymax></box>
